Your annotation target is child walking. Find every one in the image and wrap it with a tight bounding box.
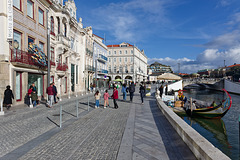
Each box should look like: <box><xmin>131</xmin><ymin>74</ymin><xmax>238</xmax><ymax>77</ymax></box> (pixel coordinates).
<box><xmin>103</xmin><ymin>90</ymin><xmax>110</xmax><ymax>109</ymax></box>
<box><xmin>95</xmin><ymin>90</ymin><xmax>101</xmax><ymax>108</ymax></box>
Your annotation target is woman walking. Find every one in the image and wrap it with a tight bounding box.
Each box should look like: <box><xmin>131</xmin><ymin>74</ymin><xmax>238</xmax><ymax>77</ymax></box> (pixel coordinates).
<box><xmin>3</xmin><ymin>85</ymin><xmax>14</xmax><ymax>110</ymax></box>
<box><xmin>112</xmin><ymin>86</ymin><xmax>119</xmax><ymax>109</ymax></box>
<box><xmin>121</xmin><ymin>83</ymin><xmax>127</xmax><ymax>101</ymax></box>
<box><xmin>139</xmin><ymin>84</ymin><xmax>146</xmax><ymax>104</ymax></box>
<box><xmin>95</xmin><ymin>90</ymin><xmax>101</xmax><ymax>108</ymax></box>
<box><xmin>103</xmin><ymin>90</ymin><xmax>110</xmax><ymax>109</ymax></box>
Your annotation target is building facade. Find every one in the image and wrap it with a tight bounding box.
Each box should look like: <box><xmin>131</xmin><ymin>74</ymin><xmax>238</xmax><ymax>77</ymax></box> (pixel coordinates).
<box><xmin>0</xmin><ymin>0</ymin><xmax>51</xmax><ymax>104</ymax></box>
<box><xmin>107</xmin><ymin>42</ymin><xmax>148</xmax><ymax>83</ymax></box>
<box><xmin>93</xmin><ymin>34</ymin><xmax>108</xmax><ymax>89</ymax></box>
<box><xmin>148</xmin><ymin>62</ymin><xmax>173</xmax><ymax>82</ymax></box>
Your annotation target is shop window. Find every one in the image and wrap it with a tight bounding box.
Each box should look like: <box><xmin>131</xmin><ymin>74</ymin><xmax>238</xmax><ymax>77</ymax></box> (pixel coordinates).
<box><xmin>16</xmin><ymin>72</ymin><xmax>22</xmax><ymax>101</ymax></box>
<box><xmin>50</xmin><ymin>76</ymin><xmax>54</xmax><ymax>83</ymax></box>
<box><xmin>27</xmin><ymin>0</ymin><xmax>34</xmax><ymax>19</ymax></box>
<box><xmin>13</xmin><ymin>0</ymin><xmax>21</xmax><ymax>10</ymax></box>
<box><xmin>38</xmin><ymin>8</ymin><xmax>44</xmax><ymax>26</ymax></box>
<box><xmin>28</xmin><ymin>74</ymin><xmax>43</xmax><ymax>97</ymax></box>
<box><xmin>13</xmin><ymin>30</ymin><xmax>22</xmax><ymax>50</ymax></box>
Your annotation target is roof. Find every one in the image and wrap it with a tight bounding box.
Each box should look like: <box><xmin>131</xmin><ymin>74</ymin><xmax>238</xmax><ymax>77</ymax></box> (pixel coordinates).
<box><xmin>93</xmin><ymin>34</ymin><xmax>104</xmax><ymax>40</ymax></box>
<box><xmin>107</xmin><ymin>43</ymin><xmax>133</xmax><ymax>48</ymax></box>
<box><xmin>227</xmin><ymin>64</ymin><xmax>240</xmax><ymax>68</ymax></box>
<box><xmin>157</xmin><ymin>73</ymin><xmax>182</xmax><ymax>80</ymax></box>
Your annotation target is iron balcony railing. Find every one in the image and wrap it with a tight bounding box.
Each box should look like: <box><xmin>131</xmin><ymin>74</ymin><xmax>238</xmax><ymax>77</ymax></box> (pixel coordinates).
<box><xmin>56</xmin><ymin>63</ymin><xmax>68</xmax><ymax>71</ymax></box>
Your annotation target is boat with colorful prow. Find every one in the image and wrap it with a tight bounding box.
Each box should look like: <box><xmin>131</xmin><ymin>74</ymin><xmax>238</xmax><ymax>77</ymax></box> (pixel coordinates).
<box><xmin>185</xmin><ymin>89</ymin><xmax>232</xmax><ymax>119</ymax></box>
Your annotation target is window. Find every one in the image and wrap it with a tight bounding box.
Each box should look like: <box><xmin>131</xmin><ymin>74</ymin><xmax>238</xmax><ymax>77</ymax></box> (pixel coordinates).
<box><xmin>109</xmin><ymin>58</ymin><xmax>111</xmax><ymax>62</ymax></box>
<box><xmin>50</xmin><ymin>47</ymin><xmax>55</xmax><ymax>62</ymax></box>
<box><xmin>114</xmin><ymin>66</ymin><xmax>116</xmax><ymax>73</ymax></box>
<box><xmin>50</xmin><ymin>16</ymin><xmax>54</xmax><ymax>35</ymax></box>
<box><xmin>27</xmin><ymin>0</ymin><xmax>34</xmax><ymax>19</ymax></box>
<box><xmin>125</xmin><ymin>50</ymin><xmax>127</xmax><ymax>54</ymax></box>
<box><xmin>28</xmin><ymin>36</ymin><xmax>35</xmax><ymax>45</ymax></box>
<box><xmin>108</xmin><ymin>66</ymin><xmax>111</xmax><ymax>73</ymax></box>
<box><xmin>13</xmin><ymin>0</ymin><xmax>21</xmax><ymax>10</ymax></box>
<box><xmin>125</xmin><ymin>66</ymin><xmax>128</xmax><ymax>73</ymax></box>
<box><xmin>119</xmin><ymin>51</ymin><xmax>122</xmax><ymax>54</ymax></box>
<box><xmin>119</xmin><ymin>58</ymin><xmax>121</xmax><ymax>62</ymax></box>
<box><xmin>39</xmin><ymin>42</ymin><xmax>44</xmax><ymax>52</ymax></box>
<box><xmin>114</xmin><ymin>51</ymin><xmax>116</xmax><ymax>54</ymax></box>
<box><xmin>114</xmin><ymin>58</ymin><xmax>116</xmax><ymax>62</ymax></box>
<box><xmin>38</xmin><ymin>8</ymin><xmax>44</xmax><ymax>25</ymax></box>
<box><xmin>70</xmin><ymin>8</ymin><xmax>72</xmax><ymax>16</ymax></box>
<box><xmin>50</xmin><ymin>76</ymin><xmax>54</xmax><ymax>83</ymax></box>
<box><xmin>125</xmin><ymin>57</ymin><xmax>127</xmax><ymax>62</ymax></box>
<box><xmin>109</xmin><ymin>51</ymin><xmax>111</xmax><ymax>55</ymax></box>
<box><xmin>16</xmin><ymin>72</ymin><xmax>22</xmax><ymax>101</ymax></box>
<box><xmin>131</xmin><ymin>50</ymin><xmax>133</xmax><ymax>54</ymax></box>
<box><xmin>120</xmin><ymin>66</ymin><xmax>123</xmax><ymax>73</ymax></box>
<box><xmin>64</xmin><ymin>23</ymin><xmax>67</xmax><ymax>37</ymax></box>
<box><xmin>131</xmin><ymin>66</ymin><xmax>134</xmax><ymax>73</ymax></box>
<box><xmin>13</xmin><ymin>30</ymin><xmax>22</xmax><ymax>50</ymax></box>
<box><xmin>71</xmin><ymin>38</ymin><xmax>74</xmax><ymax>49</ymax></box>
<box><xmin>57</xmin><ymin>17</ymin><xmax>60</xmax><ymax>34</ymax></box>
<box><xmin>131</xmin><ymin>57</ymin><xmax>133</xmax><ymax>62</ymax></box>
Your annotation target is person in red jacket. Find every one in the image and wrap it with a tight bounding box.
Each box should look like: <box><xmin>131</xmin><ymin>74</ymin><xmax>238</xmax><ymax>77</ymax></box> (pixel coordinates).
<box><xmin>112</xmin><ymin>86</ymin><xmax>119</xmax><ymax>109</ymax></box>
<box><xmin>46</xmin><ymin>83</ymin><xmax>54</xmax><ymax>108</ymax></box>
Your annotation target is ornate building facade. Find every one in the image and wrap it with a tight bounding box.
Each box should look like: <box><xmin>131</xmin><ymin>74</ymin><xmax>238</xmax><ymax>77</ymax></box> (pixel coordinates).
<box><xmin>107</xmin><ymin>42</ymin><xmax>148</xmax><ymax>83</ymax></box>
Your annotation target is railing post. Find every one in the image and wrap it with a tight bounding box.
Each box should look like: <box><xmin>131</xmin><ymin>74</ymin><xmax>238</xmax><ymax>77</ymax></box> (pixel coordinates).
<box><xmin>29</xmin><ymin>97</ymin><xmax>33</xmax><ymax>108</ymax></box>
<box><xmin>60</xmin><ymin>105</ymin><xmax>62</xmax><ymax>128</ymax></box>
<box><xmin>0</xmin><ymin>97</ymin><xmax>4</xmax><ymax>115</ymax></box>
<box><xmin>76</xmin><ymin>100</ymin><xmax>79</xmax><ymax>118</ymax></box>
<box><xmin>88</xmin><ymin>96</ymin><xmax>89</xmax><ymax>111</ymax></box>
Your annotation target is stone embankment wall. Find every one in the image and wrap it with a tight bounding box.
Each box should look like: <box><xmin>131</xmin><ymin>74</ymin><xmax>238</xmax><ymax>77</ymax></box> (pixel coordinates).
<box><xmin>155</xmin><ymin>94</ymin><xmax>230</xmax><ymax>160</ymax></box>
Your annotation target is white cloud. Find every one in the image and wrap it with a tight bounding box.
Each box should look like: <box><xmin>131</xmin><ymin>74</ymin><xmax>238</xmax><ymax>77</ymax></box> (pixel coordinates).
<box><xmin>148</xmin><ymin>47</ymin><xmax>240</xmax><ymax>73</ymax></box>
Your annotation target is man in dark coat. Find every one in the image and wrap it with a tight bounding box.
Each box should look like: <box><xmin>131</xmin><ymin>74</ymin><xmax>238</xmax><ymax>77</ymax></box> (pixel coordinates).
<box><xmin>159</xmin><ymin>85</ymin><xmax>163</xmax><ymax>98</ymax></box>
<box><xmin>129</xmin><ymin>82</ymin><xmax>135</xmax><ymax>102</ymax></box>
<box><xmin>139</xmin><ymin>84</ymin><xmax>146</xmax><ymax>104</ymax></box>
<box><xmin>52</xmin><ymin>82</ymin><xmax>58</xmax><ymax>103</ymax></box>
<box><xmin>3</xmin><ymin>85</ymin><xmax>14</xmax><ymax>110</ymax></box>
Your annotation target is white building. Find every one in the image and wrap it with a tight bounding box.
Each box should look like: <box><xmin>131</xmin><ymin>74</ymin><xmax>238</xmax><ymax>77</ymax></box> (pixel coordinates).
<box><xmin>93</xmin><ymin>34</ymin><xmax>108</xmax><ymax>88</ymax></box>
<box><xmin>107</xmin><ymin>42</ymin><xmax>148</xmax><ymax>84</ymax></box>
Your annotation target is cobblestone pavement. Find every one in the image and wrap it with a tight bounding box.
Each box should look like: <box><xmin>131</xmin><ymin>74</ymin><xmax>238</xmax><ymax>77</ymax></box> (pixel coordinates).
<box><xmin>0</xmin><ymin>88</ymin><xmax>196</xmax><ymax>160</ymax></box>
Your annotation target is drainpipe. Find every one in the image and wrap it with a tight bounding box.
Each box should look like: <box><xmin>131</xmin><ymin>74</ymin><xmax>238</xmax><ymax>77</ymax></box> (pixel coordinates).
<box><xmin>47</xmin><ymin>9</ymin><xmax>50</xmax><ymax>87</ymax></box>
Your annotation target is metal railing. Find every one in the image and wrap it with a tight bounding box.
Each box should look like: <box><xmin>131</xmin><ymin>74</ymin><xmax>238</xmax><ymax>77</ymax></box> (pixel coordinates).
<box><xmin>56</xmin><ymin>63</ymin><xmax>68</xmax><ymax>71</ymax></box>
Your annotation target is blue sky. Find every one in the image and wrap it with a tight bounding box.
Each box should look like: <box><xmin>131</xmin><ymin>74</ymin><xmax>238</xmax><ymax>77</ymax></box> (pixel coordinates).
<box><xmin>70</xmin><ymin>0</ymin><xmax>240</xmax><ymax>73</ymax></box>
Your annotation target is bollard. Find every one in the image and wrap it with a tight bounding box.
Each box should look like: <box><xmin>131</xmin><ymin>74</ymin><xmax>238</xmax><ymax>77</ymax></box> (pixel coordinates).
<box><xmin>0</xmin><ymin>98</ymin><xmax>4</xmax><ymax>115</ymax></box>
<box><xmin>76</xmin><ymin>100</ymin><xmax>79</xmax><ymax>118</ymax></box>
<box><xmin>60</xmin><ymin>105</ymin><xmax>62</xmax><ymax>128</ymax></box>
<box><xmin>29</xmin><ymin>97</ymin><xmax>33</xmax><ymax>108</ymax></box>
<box><xmin>87</xmin><ymin>96</ymin><xmax>89</xmax><ymax>111</ymax></box>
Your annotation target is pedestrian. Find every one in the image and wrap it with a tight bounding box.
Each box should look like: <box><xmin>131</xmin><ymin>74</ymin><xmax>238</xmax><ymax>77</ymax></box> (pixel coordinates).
<box><xmin>165</xmin><ymin>84</ymin><xmax>168</xmax><ymax>95</ymax></box>
<box><xmin>139</xmin><ymin>84</ymin><xmax>146</xmax><ymax>104</ymax></box>
<box><xmin>94</xmin><ymin>90</ymin><xmax>101</xmax><ymax>108</ymax></box>
<box><xmin>112</xmin><ymin>86</ymin><xmax>119</xmax><ymax>109</ymax></box>
<box><xmin>31</xmin><ymin>90</ymin><xmax>38</xmax><ymax>107</ymax></box>
<box><xmin>46</xmin><ymin>83</ymin><xmax>54</xmax><ymax>108</ymax></box>
<box><xmin>52</xmin><ymin>82</ymin><xmax>58</xmax><ymax>104</ymax></box>
<box><xmin>3</xmin><ymin>85</ymin><xmax>14</xmax><ymax>110</ymax></box>
<box><xmin>103</xmin><ymin>90</ymin><xmax>110</xmax><ymax>108</ymax></box>
<box><xmin>159</xmin><ymin>85</ymin><xmax>163</xmax><ymax>98</ymax></box>
<box><xmin>129</xmin><ymin>81</ymin><xmax>135</xmax><ymax>102</ymax></box>
<box><xmin>32</xmin><ymin>83</ymin><xmax>37</xmax><ymax>92</ymax></box>
<box><xmin>27</xmin><ymin>86</ymin><xmax>33</xmax><ymax>106</ymax></box>
<box><xmin>121</xmin><ymin>83</ymin><xmax>127</xmax><ymax>101</ymax></box>
<box><xmin>90</xmin><ymin>83</ymin><xmax>93</xmax><ymax>92</ymax></box>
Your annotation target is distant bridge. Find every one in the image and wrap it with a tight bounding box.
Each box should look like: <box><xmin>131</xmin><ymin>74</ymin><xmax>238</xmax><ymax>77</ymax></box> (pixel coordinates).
<box><xmin>182</xmin><ymin>78</ymin><xmax>222</xmax><ymax>88</ymax></box>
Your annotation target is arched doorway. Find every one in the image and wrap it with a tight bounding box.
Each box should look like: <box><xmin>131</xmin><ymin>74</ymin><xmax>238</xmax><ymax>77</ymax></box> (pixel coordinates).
<box><xmin>115</xmin><ymin>76</ymin><xmax>121</xmax><ymax>79</ymax></box>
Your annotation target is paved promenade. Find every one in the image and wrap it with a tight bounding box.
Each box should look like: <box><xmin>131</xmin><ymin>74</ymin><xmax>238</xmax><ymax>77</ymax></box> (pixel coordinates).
<box><xmin>0</xmin><ymin>88</ymin><xmax>196</xmax><ymax>160</ymax></box>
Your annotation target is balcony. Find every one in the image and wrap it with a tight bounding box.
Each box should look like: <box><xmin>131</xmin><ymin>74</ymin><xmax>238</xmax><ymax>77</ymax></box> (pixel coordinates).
<box><xmin>56</xmin><ymin>63</ymin><xmax>68</xmax><ymax>71</ymax></box>
<box><xmin>50</xmin><ymin>61</ymin><xmax>56</xmax><ymax>66</ymax></box>
<box><xmin>10</xmin><ymin>48</ymin><xmax>47</xmax><ymax>69</ymax></box>
<box><xmin>85</xmin><ymin>65</ymin><xmax>95</xmax><ymax>72</ymax></box>
<box><xmin>97</xmin><ymin>54</ymin><xmax>108</xmax><ymax>63</ymax></box>
<box><xmin>56</xmin><ymin>34</ymin><xmax>70</xmax><ymax>48</ymax></box>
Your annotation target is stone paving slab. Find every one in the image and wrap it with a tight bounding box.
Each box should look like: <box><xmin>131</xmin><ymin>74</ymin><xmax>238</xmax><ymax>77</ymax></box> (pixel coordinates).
<box><xmin>0</xmin><ymin>88</ymin><xmax>196</xmax><ymax>160</ymax></box>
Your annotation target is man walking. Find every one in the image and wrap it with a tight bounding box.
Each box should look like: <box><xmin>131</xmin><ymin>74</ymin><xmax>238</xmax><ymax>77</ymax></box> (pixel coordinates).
<box><xmin>46</xmin><ymin>83</ymin><xmax>54</xmax><ymax>108</ymax></box>
<box><xmin>129</xmin><ymin>82</ymin><xmax>135</xmax><ymax>102</ymax></box>
<box><xmin>52</xmin><ymin>82</ymin><xmax>58</xmax><ymax>103</ymax></box>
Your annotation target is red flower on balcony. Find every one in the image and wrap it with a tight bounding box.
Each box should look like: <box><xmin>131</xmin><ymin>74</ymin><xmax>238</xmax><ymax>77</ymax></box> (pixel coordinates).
<box><xmin>57</xmin><ymin>63</ymin><xmax>68</xmax><ymax>71</ymax></box>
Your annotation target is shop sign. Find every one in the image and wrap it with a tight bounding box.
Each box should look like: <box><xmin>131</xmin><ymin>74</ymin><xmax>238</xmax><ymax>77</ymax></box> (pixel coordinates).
<box><xmin>7</xmin><ymin>0</ymin><xmax>13</xmax><ymax>41</ymax></box>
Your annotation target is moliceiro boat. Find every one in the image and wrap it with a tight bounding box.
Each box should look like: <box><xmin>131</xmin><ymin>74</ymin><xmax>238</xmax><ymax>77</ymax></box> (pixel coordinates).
<box><xmin>185</xmin><ymin>89</ymin><xmax>232</xmax><ymax>119</ymax></box>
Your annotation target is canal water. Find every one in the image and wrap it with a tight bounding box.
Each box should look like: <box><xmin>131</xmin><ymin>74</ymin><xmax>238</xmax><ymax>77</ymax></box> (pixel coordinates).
<box><xmin>183</xmin><ymin>89</ymin><xmax>239</xmax><ymax>160</ymax></box>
